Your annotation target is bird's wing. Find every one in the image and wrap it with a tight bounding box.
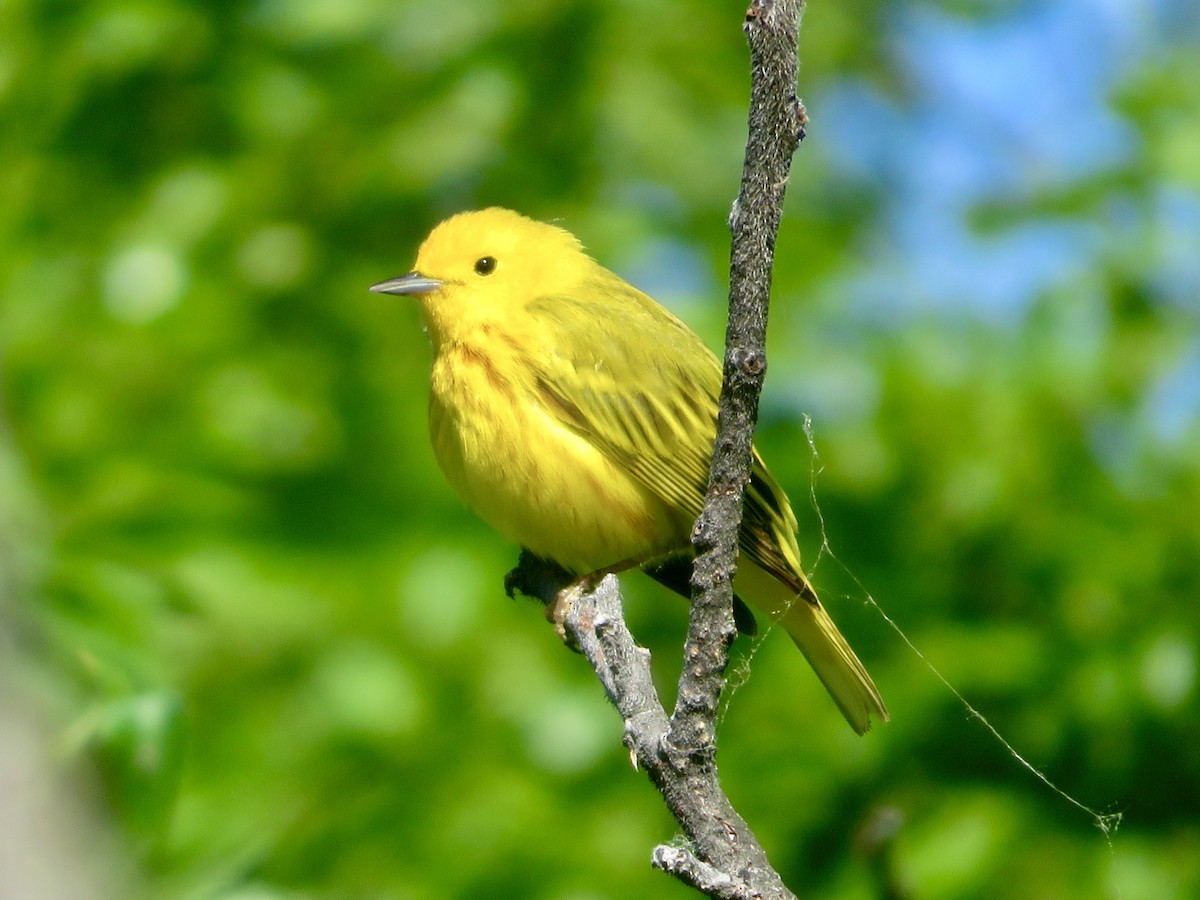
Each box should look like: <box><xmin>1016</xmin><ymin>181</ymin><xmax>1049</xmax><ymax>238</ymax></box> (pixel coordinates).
<box><xmin>526</xmin><ymin>276</ymin><xmax>805</xmax><ymax>591</ymax></box>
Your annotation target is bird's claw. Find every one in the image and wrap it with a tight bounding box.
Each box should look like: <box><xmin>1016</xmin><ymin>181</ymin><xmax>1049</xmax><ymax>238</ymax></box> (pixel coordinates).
<box><xmin>547</xmin><ymin>582</ymin><xmax>585</xmax><ymax>653</ymax></box>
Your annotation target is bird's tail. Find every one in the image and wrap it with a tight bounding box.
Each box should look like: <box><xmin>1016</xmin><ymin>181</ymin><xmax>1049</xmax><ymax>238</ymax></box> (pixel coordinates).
<box><xmin>736</xmin><ymin>562</ymin><xmax>888</xmax><ymax>735</ymax></box>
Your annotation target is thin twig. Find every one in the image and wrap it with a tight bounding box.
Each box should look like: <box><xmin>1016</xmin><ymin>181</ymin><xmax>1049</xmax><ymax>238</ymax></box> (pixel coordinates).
<box><xmin>659</xmin><ymin>0</ymin><xmax>807</xmax><ymax>892</ymax></box>
<box><xmin>507</xmin><ymin>2</ymin><xmax>807</xmax><ymax>895</ymax></box>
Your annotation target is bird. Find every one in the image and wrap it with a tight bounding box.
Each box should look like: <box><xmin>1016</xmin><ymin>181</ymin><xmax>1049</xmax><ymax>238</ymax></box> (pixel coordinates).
<box><xmin>371</xmin><ymin>207</ymin><xmax>888</xmax><ymax>734</ymax></box>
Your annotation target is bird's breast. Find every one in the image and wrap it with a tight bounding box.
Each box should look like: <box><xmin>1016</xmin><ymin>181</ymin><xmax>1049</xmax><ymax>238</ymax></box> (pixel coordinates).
<box><xmin>427</xmin><ymin>337</ymin><xmax>686</xmax><ymax>574</ymax></box>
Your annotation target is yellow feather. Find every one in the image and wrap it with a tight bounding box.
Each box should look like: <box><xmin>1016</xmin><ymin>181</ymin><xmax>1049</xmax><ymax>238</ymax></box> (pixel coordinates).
<box><xmin>373</xmin><ymin>208</ymin><xmax>888</xmax><ymax>734</ymax></box>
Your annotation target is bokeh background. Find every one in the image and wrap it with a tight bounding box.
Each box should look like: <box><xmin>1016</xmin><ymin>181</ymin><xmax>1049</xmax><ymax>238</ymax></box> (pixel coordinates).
<box><xmin>2</xmin><ymin>0</ymin><xmax>1198</xmax><ymax>897</ymax></box>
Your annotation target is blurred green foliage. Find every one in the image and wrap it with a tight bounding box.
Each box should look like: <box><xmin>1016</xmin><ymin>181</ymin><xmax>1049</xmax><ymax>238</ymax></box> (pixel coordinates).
<box><xmin>2</xmin><ymin>0</ymin><xmax>1198</xmax><ymax>898</ymax></box>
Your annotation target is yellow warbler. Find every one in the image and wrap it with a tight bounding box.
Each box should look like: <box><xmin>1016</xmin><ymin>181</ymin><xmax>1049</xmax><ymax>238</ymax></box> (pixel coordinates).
<box><xmin>371</xmin><ymin>208</ymin><xmax>888</xmax><ymax>734</ymax></box>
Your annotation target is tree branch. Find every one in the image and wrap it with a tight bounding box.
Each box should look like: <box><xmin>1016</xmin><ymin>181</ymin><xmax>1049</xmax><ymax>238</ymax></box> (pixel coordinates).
<box><xmin>509</xmin><ymin>2</ymin><xmax>806</xmax><ymax>896</ymax></box>
<box><xmin>676</xmin><ymin>0</ymin><xmax>806</xmax><ymax>757</ymax></box>
<box><xmin>658</xmin><ymin>0</ymin><xmax>808</xmax><ymax>890</ymax></box>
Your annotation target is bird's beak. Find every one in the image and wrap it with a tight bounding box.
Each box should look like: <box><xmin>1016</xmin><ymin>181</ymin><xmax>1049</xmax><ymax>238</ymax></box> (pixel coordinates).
<box><xmin>369</xmin><ymin>272</ymin><xmax>444</xmax><ymax>296</ymax></box>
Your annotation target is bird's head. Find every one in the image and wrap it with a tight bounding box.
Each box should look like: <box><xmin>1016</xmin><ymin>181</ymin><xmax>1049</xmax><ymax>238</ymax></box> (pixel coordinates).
<box><xmin>371</xmin><ymin>208</ymin><xmax>590</xmax><ymax>345</ymax></box>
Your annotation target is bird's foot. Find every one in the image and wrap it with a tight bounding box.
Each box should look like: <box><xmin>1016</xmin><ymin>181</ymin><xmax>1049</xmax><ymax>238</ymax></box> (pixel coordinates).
<box><xmin>547</xmin><ymin>579</ymin><xmax>598</xmax><ymax>653</ymax></box>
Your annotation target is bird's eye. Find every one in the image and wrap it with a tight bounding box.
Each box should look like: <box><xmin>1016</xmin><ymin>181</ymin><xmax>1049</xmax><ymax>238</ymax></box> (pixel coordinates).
<box><xmin>474</xmin><ymin>256</ymin><xmax>497</xmax><ymax>276</ymax></box>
